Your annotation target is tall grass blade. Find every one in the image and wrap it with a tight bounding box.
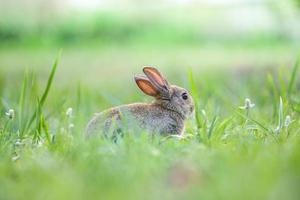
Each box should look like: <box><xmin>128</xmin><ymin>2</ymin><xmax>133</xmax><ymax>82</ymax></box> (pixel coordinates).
<box><xmin>26</xmin><ymin>50</ymin><xmax>62</xmax><ymax>132</ymax></box>
<box><xmin>236</xmin><ymin>111</ymin><xmax>271</xmax><ymax>134</ymax></box>
<box><xmin>278</xmin><ymin>67</ymin><xmax>287</xmax><ymax>98</ymax></box>
<box><xmin>287</xmin><ymin>56</ymin><xmax>300</xmax><ymax>97</ymax></box>
<box><xmin>41</xmin><ymin>115</ymin><xmax>51</xmax><ymax>144</ymax></box>
<box><xmin>275</xmin><ymin>96</ymin><xmax>283</xmax><ymax>134</ymax></box>
<box><xmin>40</xmin><ymin>51</ymin><xmax>62</xmax><ymax>106</ymax></box>
<box><xmin>267</xmin><ymin>73</ymin><xmax>279</xmax><ymax>121</ymax></box>
<box><xmin>208</xmin><ymin>115</ymin><xmax>217</xmax><ymax>139</ymax></box>
<box><xmin>33</xmin><ymin>98</ymin><xmax>42</xmax><ymax>143</ymax></box>
<box><xmin>33</xmin><ymin>97</ymin><xmax>51</xmax><ymax>144</ymax></box>
<box><xmin>18</xmin><ymin>69</ymin><xmax>28</xmax><ymax>136</ymax></box>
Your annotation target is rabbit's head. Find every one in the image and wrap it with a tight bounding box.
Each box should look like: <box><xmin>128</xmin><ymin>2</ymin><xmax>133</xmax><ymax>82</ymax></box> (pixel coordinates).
<box><xmin>134</xmin><ymin>67</ymin><xmax>195</xmax><ymax>119</ymax></box>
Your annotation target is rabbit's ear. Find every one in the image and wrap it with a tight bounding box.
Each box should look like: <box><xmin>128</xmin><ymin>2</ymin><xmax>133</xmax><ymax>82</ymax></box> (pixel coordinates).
<box><xmin>143</xmin><ymin>67</ymin><xmax>170</xmax><ymax>94</ymax></box>
<box><xmin>134</xmin><ymin>75</ymin><xmax>159</xmax><ymax>97</ymax></box>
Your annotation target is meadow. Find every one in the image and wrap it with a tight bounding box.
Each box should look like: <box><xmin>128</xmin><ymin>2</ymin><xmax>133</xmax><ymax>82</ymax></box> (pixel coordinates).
<box><xmin>0</xmin><ymin>45</ymin><xmax>299</xmax><ymax>200</ymax></box>
<box><xmin>1</xmin><ymin>5</ymin><xmax>300</xmax><ymax>200</ymax></box>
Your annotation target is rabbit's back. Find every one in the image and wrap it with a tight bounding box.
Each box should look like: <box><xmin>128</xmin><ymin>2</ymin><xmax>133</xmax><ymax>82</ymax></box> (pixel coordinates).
<box><xmin>85</xmin><ymin>107</ymin><xmax>121</xmax><ymax>137</ymax></box>
<box><xmin>86</xmin><ymin>103</ymin><xmax>184</xmax><ymax>137</ymax></box>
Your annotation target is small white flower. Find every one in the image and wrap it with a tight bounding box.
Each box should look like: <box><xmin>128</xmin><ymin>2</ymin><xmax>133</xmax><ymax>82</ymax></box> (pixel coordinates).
<box><xmin>68</xmin><ymin>123</ymin><xmax>74</xmax><ymax>129</ymax></box>
<box><xmin>66</xmin><ymin>107</ymin><xmax>73</xmax><ymax>118</ymax></box>
<box><xmin>239</xmin><ymin>98</ymin><xmax>255</xmax><ymax>110</ymax></box>
<box><xmin>15</xmin><ymin>139</ymin><xmax>22</xmax><ymax>146</ymax></box>
<box><xmin>284</xmin><ymin>115</ymin><xmax>292</xmax><ymax>128</ymax></box>
<box><xmin>12</xmin><ymin>155</ymin><xmax>20</xmax><ymax>162</ymax></box>
<box><xmin>5</xmin><ymin>109</ymin><xmax>15</xmax><ymax>120</ymax></box>
<box><xmin>37</xmin><ymin>140</ymin><xmax>44</xmax><ymax>147</ymax></box>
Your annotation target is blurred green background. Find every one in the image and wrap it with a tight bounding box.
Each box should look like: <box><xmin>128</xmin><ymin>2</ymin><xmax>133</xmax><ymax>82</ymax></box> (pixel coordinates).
<box><xmin>1</xmin><ymin>0</ymin><xmax>300</xmax><ymax>88</ymax></box>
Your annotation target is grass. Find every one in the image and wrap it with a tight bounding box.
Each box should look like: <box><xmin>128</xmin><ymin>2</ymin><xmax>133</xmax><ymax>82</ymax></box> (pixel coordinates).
<box><xmin>0</xmin><ymin>50</ymin><xmax>300</xmax><ymax>200</ymax></box>
<box><xmin>0</xmin><ymin>10</ymin><xmax>298</xmax><ymax>49</ymax></box>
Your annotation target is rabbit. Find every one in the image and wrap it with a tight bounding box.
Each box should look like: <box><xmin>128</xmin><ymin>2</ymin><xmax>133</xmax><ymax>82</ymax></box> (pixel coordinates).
<box><xmin>86</xmin><ymin>67</ymin><xmax>195</xmax><ymax>138</ymax></box>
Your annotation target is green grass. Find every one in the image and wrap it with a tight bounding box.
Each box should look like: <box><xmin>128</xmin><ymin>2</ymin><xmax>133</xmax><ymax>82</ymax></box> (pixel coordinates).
<box><xmin>0</xmin><ymin>51</ymin><xmax>300</xmax><ymax>200</ymax></box>
<box><xmin>0</xmin><ymin>10</ymin><xmax>298</xmax><ymax>49</ymax></box>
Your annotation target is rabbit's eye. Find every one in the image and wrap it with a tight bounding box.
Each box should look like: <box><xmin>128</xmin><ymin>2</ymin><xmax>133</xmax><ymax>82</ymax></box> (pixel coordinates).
<box><xmin>182</xmin><ymin>92</ymin><xmax>188</xmax><ymax>100</ymax></box>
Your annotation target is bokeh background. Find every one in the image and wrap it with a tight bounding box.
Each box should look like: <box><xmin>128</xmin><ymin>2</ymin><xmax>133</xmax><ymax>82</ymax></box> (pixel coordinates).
<box><xmin>1</xmin><ymin>0</ymin><xmax>300</xmax><ymax>88</ymax></box>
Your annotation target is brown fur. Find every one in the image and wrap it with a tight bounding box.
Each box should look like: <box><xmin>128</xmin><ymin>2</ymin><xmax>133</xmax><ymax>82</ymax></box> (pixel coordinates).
<box><xmin>86</xmin><ymin>67</ymin><xmax>194</xmax><ymax>138</ymax></box>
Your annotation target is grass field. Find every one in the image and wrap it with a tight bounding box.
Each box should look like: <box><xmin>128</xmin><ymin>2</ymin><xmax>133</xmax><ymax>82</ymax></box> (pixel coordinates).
<box><xmin>0</xmin><ymin>44</ymin><xmax>299</xmax><ymax>200</ymax></box>
<box><xmin>1</xmin><ymin>2</ymin><xmax>300</xmax><ymax>199</ymax></box>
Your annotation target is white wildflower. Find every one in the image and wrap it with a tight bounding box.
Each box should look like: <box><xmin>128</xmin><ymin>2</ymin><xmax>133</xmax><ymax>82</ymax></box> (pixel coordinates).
<box><xmin>12</xmin><ymin>155</ymin><xmax>20</xmax><ymax>162</ymax></box>
<box><xmin>68</xmin><ymin>123</ymin><xmax>74</xmax><ymax>129</ymax></box>
<box><xmin>66</xmin><ymin>107</ymin><xmax>73</xmax><ymax>118</ymax></box>
<box><xmin>15</xmin><ymin>139</ymin><xmax>22</xmax><ymax>146</ymax></box>
<box><xmin>284</xmin><ymin>115</ymin><xmax>292</xmax><ymax>128</ymax></box>
<box><xmin>239</xmin><ymin>98</ymin><xmax>255</xmax><ymax>110</ymax></box>
<box><xmin>37</xmin><ymin>140</ymin><xmax>44</xmax><ymax>147</ymax></box>
<box><xmin>5</xmin><ymin>109</ymin><xmax>15</xmax><ymax>120</ymax></box>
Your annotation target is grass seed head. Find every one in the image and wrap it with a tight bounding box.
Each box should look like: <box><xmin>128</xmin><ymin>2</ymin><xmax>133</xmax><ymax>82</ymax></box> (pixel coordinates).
<box><xmin>284</xmin><ymin>115</ymin><xmax>292</xmax><ymax>127</ymax></box>
<box><xmin>5</xmin><ymin>109</ymin><xmax>15</xmax><ymax>120</ymax></box>
<box><xmin>66</xmin><ymin>107</ymin><xmax>73</xmax><ymax>118</ymax></box>
<box><xmin>68</xmin><ymin>123</ymin><xmax>74</xmax><ymax>130</ymax></box>
<box><xmin>239</xmin><ymin>98</ymin><xmax>255</xmax><ymax>110</ymax></box>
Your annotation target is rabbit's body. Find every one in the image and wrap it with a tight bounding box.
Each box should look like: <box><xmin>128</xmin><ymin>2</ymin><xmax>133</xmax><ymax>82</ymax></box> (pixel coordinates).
<box><xmin>86</xmin><ymin>67</ymin><xmax>194</xmax><ymax>138</ymax></box>
<box><xmin>86</xmin><ymin>102</ymin><xmax>185</xmax><ymax>137</ymax></box>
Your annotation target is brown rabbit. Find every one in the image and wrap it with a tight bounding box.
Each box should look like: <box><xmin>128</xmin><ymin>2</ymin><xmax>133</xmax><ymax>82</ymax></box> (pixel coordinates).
<box><xmin>86</xmin><ymin>67</ymin><xmax>194</xmax><ymax>138</ymax></box>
